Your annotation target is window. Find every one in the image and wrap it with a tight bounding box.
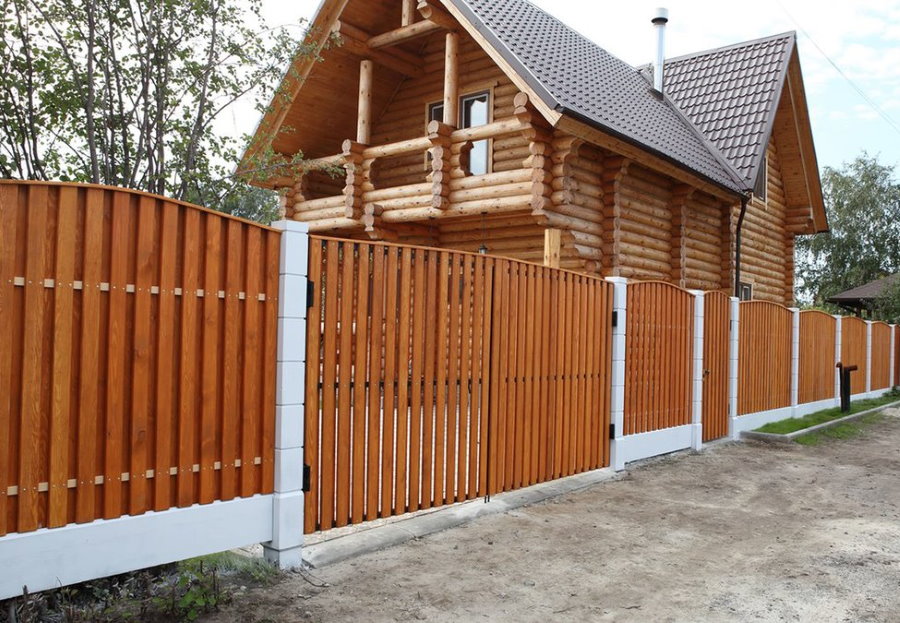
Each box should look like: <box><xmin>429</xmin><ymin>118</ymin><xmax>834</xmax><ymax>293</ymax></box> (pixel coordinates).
<box><xmin>427</xmin><ymin>90</ymin><xmax>491</xmax><ymax>175</ymax></box>
<box><xmin>461</xmin><ymin>92</ymin><xmax>490</xmax><ymax>175</ymax></box>
<box><xmin>738</xmin><ymin>282</ymin><xmax>753</xmax><ymax>301</ymax></box>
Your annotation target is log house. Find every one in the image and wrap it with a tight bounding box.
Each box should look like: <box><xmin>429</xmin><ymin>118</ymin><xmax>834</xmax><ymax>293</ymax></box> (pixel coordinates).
<box><xmin>242</xmin><ymin>0</ymin><xmax>828</xmax><ymax>305</ymax></box>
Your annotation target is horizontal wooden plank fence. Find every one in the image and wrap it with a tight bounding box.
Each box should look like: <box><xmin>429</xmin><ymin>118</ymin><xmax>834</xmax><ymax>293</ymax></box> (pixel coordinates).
<box><xmin>870</xmin><ymin>322</ymin><xmax>892</xmax><ymax>391</ymax></box>
<box><xmin>798</xmin><ymin>311</ymin><xmax>836</xmax><ymax>405</ymax></box>
<box><xmin>303</xmin><ymin>236</ymin><xmax>613</xmax><ymax>533</ymax></box>
<box><xmin>624</xmin><ymin>282</ymin><xmax>694</xmax><ymax>435</ymax></box>
<box><xmin>738</xmin><ymin>301</ymin><xmax>793</xmax><ymax>415</ymax></box>
<box><xmin>0</xmin><ymin>181</ymin><xmax>279</xmax><ymax>536</ymax></box>
<box><xmin>840</xmin><ymin>316</ymin><xmax>868</xmax><ymax>396</ymax></box>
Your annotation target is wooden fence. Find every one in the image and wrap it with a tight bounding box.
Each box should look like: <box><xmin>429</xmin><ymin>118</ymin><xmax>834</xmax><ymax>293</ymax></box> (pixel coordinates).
<box><xmin>871</xmin><ymin>322</ymin><xmax>892</xmax><ymax>391</ymax></box>
<box><xmin>303</xmin><ymin>237</ymin><xmax>613</xmax><ymax>533</ymax></box>
<box><xmin>738</xmin><ymin>302</ymin><xmax>793</xmax><ymax>415</ymax></box>
<box><xmin>896</xmin><ymin>328</ymin><xmax>900</xmax><ymax>388</ymax></box>
<box><xmin>798</xmin><ymin>311</ymin><xmax>836</xmax><ymax>405</ymax></box>
<box><xmin>623</xmin><ymin>282</ymin><xmax>694</xmax><ymax>435</ymax></box>
<box><xmin>840</xmin><ymin>316</ymin><xmax>868</xmax><ymax>395</ymax></box>
<box><xmin>702</xmin><ymin>291</ymin><xmax>730</xmax><ymax>441</ymax></box>
<box><xmin>0</xmin><ymin>181</ymin><xmax>279</xmax><ymax>536</ymax></box>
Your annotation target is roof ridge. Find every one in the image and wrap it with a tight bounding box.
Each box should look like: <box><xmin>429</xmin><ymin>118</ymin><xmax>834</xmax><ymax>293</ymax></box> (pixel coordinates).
<box><xmin>661</xmin><ymin>31</ymin><xmax>796</xmax><ymax>67</ymax></box>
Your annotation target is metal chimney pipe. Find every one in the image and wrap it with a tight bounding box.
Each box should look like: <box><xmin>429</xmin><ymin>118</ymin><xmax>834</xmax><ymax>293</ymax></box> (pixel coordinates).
<box><xmin>652</xmin><ymin>8</ymin><xmax>669</xmax><ymax>94</ymax></box>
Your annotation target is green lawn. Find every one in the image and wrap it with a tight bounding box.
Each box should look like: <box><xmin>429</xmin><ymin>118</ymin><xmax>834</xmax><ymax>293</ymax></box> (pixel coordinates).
<box><xmin>795</xmin><ymin>413</ymin><xmax>885</xmax><ymax>446</ymax></box>
<box><xmin>755</xmin><ymin>389</ymin><xmax>900</xmax><ymax>435</ymax></box>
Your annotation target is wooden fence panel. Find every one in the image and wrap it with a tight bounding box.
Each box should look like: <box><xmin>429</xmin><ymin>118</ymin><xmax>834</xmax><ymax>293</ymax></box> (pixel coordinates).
<box><xmin>738</xmin><ymin>302</ymin><xmax>792</xmax><ymax>415</ymax></box>
<box><xmin>702</xmin><ymin>291</ymin><xmax>730</xmax><ymax>441</ymax></box>
<box><xmin>798</xmin><ymin>311</ymin><xmax>836</xmax><ymax>405</ymax></box>
<box><xmin>0</xmin><ymin>181</ymin><xmax>278</xmax><ymax>536</ymax></box>
<box><xmin>871</xmin><ymin>322</ymin><xmax>892</xmax><ymax>391</ymax></box>
<box><xmin>304</xmin><ymin>237</ymin><xmax>612</xmax><ymax>533</ymax></box>
<box><xmin>624</xmin><ymin>282</ymin><xmax>694</xmax><ymax>435</ymax></box>
<box><xmin>840</xmin><ymin>317</ymin><xmax>868</xmax><ymax>396</ymax></box>
<box><xmin>896</xmin><ymin>327</ymin><xmax>900</xmax><ymax>388</ymax></box>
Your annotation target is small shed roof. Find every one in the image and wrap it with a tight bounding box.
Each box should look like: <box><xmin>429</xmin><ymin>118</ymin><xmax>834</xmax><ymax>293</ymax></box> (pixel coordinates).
<box><xmin>827</xmin><ymin>275</ymin><xmax>899</xmax><ymax>307</ymax></box>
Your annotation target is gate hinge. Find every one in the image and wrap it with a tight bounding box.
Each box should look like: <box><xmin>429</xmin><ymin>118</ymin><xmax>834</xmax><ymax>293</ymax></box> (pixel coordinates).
<box><xmin>306</xmin><ymin>280</ymin><xmax>314</xmax><ymax>309</ymax></box>
<box><xmin>609</xmin><ymin>423</ymin><xmax>616</xmax><ymax>439</ymax></box>
<box><xmin>302</xmin><ymin>464</ymin><xmax>311</xmax><ymax>492</ymax></box>
<box><xmin>612</xmin><ymin>310</ymin><xmax>618</xmax><ymax>328</ymax></box>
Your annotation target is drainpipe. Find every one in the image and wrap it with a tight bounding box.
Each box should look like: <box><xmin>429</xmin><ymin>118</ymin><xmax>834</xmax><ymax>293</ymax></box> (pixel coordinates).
<box><xmin>734</xmin><ymin>194</ymin><xmax>749</xmax><ymax>299</ymax></box>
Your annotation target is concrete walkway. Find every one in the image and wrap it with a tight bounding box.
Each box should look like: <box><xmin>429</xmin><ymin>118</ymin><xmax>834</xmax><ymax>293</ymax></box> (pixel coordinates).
<box><xmin>211</xmin><ymin>409</ymin><xmax>900</xmax><ymax>623</ymax></box>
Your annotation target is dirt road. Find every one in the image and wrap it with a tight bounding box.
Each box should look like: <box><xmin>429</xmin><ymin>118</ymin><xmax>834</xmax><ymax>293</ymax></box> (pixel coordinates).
<box><xmin>210</xmin><ymin>410</ymin><xmax>900</xmax><ymax>622</ymax></box>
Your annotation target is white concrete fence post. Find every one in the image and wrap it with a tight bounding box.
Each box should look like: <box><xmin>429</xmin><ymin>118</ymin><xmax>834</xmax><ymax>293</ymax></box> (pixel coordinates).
<box><xmin>891</xmin><ymin>325</ymin><xmax>896</xmax><ymax>389</ymax></box>
<box><xmin>265</xmin><ymin>220</ymin><xmax>309</xmax><ymax>569</ymax></box>
<box><xmin>866</xmin><ymin>320</ymin><xmax>873</xmax><ymax>394</ymax></box>
<box><xmin>833</xmin><ymin>315</ymin><xmax>843</xmax><ymax>406</ymax></box>
<box><xmin>727</xmin><ymin>297</ymin><xmax>740</xmax><ymax>440</ymax></box>
<box><xmin>607</xmin><ymin>277</ymin><xmax>628</xmax><ymax>471</ymax></box>
<box><xmin>689</xmin><ymin>290</ymin><xmax>705</xmax><ymax>451</ymax></box>
<box><xmin>790</xmin><ymin>308</ymin><xmax>800</xmax><ymax>412</ymax></box>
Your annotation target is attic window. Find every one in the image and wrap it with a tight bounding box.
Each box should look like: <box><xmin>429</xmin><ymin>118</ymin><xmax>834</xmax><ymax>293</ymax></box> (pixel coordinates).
<box><xmin>754</xmin><ymin>154</ymin><xmax>768</xmax><ymax>203</ymax></box>
<box><xmin>427</xmin><ymin>90</ymin><xmax>491</xmax><ymax>176</ymax></box>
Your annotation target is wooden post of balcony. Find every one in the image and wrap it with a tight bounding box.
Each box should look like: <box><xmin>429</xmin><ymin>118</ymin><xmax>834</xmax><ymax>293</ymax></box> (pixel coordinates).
<box><xmin>544</xmin><ymin>229</ymin><xmax>562</xmax><ymax>268</ymax></box>
<box><xmin>357</xmin><ymin>60</ymin><xmax>374</xmax><ymax>144</ymax></box>
<box><xmin>443</xmin><ymin>32</ymin><xmax>459</xmax><ymax>126</ymax></box>
<box><xmin>428</xmin><ymin>120</ymin><xmax>453</xmax><ymax>210</ymax></box>
<box><xmin>342</xmin><ymin>139</ymin><xmax>366</xmax><ymax>221</ymax></box>
<box><xmin>402</xmin><ymin>0</ymin><xmax>416</xmax><ymax>26</ymax></box>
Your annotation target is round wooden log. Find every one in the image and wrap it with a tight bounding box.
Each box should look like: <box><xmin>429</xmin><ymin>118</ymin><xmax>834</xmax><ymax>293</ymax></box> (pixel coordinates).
<box><xmin>449</xmin><ymin>181</ymin><xmax>532</xmax><ymax>203</ymax></box>
<box><xmin>363</xmin><ymin>183</ymin><xmax>431</xmax><ymax>202</ymax></box>
<box><xmin>294</xmin><ymin>195</ymin><xmax>345</xmax><ymax>211</ymax></box>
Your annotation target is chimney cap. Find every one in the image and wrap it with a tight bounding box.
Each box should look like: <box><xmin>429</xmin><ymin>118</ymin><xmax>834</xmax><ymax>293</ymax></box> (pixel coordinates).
<box><xmin>652</xmin><ymin>7</ymin><xmax>669</xmax><ymax>25</ymax></box>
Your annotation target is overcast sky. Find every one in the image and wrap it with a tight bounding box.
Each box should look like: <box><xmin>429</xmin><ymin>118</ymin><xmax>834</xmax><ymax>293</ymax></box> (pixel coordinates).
<box><xmin>254</xmin><ymin>0</ymin><xmax>900</xmax><ymax>173</ymax></box>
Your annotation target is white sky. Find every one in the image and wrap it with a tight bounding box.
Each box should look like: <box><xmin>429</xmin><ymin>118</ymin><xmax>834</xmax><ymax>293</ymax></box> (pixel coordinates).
<box><xmin>249</xmin><ymin>0</ymin><xmax>900</xmax><ymax>173</ymax></box>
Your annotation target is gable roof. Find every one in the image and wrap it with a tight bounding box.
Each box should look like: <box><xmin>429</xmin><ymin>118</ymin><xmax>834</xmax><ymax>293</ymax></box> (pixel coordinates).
<box><xmin>447</xmin><ymin>0</ymin><xmax>748</xmax><ymax>194</ymax></box>
<box><xmin>647</xmin><ymin>32</ymin><xmax>796</xmax><ymax>189</ymax></box>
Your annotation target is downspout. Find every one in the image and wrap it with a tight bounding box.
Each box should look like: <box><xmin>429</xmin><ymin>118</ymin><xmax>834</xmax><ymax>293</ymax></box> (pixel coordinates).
<box><xmin>734</xmin><ymin>194</ymin><xmax>749</xmax><ymax>298</ymax></box>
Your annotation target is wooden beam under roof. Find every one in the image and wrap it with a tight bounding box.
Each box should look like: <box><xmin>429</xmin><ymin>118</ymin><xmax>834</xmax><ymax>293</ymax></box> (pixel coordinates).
<box><xmin>332</xmin><ymin>21</ymin><xmax>424</xmax><ymax>77</ymax></box>
<box><xmin>367</xmin><ymin>18</ymin><xmax>447</xmax><ymax>49</ymax></box>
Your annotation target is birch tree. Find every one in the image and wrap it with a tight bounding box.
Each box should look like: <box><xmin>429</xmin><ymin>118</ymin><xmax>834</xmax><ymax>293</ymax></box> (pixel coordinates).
<box><xmin>0</xmin><ymin>0</ymin><xmax>313</xmax><ymax>221</ymax></box>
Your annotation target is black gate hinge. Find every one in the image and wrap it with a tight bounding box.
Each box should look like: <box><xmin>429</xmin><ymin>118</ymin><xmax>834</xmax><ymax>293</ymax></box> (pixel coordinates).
<box><xmin>302</xmin><ymin>463</ymin><xmax>311</xmax><ymax>492</ymax></box>
<box><xmin>609</xmin><ymin>423</ymin><xmax>616</xmax><ymax>439</ymax></box>
<box><xmin>306</xmin><ymin>280</ymin><xmax>315</xmax><ymax>309</ymax></box>
<box><xmin>612</xmin><ymin>310</ymin><xmax>618</xmax><ymax>328</ymax></box>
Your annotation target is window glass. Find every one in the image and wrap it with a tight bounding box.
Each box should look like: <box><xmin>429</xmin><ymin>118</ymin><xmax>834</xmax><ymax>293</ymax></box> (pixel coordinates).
<box><xmin>428</xmin><ymin>102</ymin><xmax>444</xmax><ymax>124</ymax></box>
<box><xmin>461</xmin><ymin>92</ymin><xmax>490</xmax><ymax>175</ymax></box>
<box><xmin>739</xmin><ymin>282</ymin><xmax>753</xmax><ymax>301</ymax></box>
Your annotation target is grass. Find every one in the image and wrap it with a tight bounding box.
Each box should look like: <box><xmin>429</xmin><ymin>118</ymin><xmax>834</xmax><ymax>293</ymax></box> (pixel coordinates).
<box><xmin>795</xmin><ymin>413</ymin><xmax>884</xmax><ymax>446</ymax></box>
<box><xmin>754</xmin><ymin>388</ymin><xmax>900</xmax><ymax>435</ymax></box>
<box><xmin>0</xmin><ymin>551</ymin><xmax>280</xmax><ymax>623</ymax></box>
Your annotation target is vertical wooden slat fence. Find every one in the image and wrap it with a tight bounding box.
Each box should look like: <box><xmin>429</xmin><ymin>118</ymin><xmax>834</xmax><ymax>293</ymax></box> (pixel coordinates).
<box><xmin>623</xmin><ymin>281</ymin><xmax>694</xmax><ymax>435</ymax></box>
<box><xmin>304</xmin><ymin>236</ymin><xmax>612</xmax><ymax>533</ymax></box>
<box><xmin>896</xmin><ymin>327</ymin><xmax>900</xmax><ymax>388</ymax></box>
<box><xmin>702</xmin><ymin>291</ymin><xmax>730</xmax><ymax>441</ymax></box>
<box><xmin>840</xmin><ymin>316</ymin><xmax>868</xmax><ymax>396</ymax></box>
<box><xmin>870</xmin><ymin>322</ymin><xmax>892</xmax><ymax>391</ymax></box>
<box><xmin>738</xmin><ymin>301</ymin><xmax>792</xmax><ymax>415</ymax></box>
<box><xmin>0</xmin><ymin>181</ymin><xmax>279</xmax><ymax>537</ymax></box>
<box><xmin>798</xmin><ymin>311</ymin><xmax>836</xmax><ymax>405</ymax></box>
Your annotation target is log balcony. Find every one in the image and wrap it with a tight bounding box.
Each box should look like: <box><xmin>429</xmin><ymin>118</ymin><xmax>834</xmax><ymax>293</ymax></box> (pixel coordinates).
<box><xmin>286</xmin><ymin>93</ymin><xmax>550</xmax><ymax>234</ymax></box>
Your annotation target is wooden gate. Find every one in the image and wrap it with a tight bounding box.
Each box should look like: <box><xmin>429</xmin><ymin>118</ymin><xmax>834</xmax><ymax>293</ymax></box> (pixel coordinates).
<box><xmin>303</xmin><ymin>237</ymin><xmax>613</xmax><ymax>533</ymax></box>
<box><xmin>702</xmin><ymin>291</ymin><xmax>730</xmax><ymax>441</ymax></box>
<box><xmin>624</xmin><ymin>281</ymin><xmax>695</xmax><ymax>435</ymax></box>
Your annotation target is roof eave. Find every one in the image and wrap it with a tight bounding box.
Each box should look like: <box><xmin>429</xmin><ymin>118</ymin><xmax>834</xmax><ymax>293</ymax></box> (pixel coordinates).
<box><xmin>556</xmin><ymin>104</ymin><xmax>746</xmax><ymax>198</ymax></box>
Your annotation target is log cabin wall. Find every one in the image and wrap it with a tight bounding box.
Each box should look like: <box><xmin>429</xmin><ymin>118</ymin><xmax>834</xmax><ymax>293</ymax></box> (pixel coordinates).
<box><xmin>736</xmin><ymin>138</ymin><xmax>794</xmax><ymax>305</ymax></box>
<box><xmin>613</xmin><ymin>164</ymin><xmax>674</xmax><ymax>281</ymax></box>
<box><xmin>684</xmin><ymin>192</ymin><xmax>726</xmax><ymax>292</ymax></box>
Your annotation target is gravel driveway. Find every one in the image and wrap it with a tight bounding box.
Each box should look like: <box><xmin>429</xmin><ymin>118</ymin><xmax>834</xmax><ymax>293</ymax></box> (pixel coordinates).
<box><xmin>210</xmin><ymin>409</ymin><xmax>900</xmax><ymax>623</ymax></box>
